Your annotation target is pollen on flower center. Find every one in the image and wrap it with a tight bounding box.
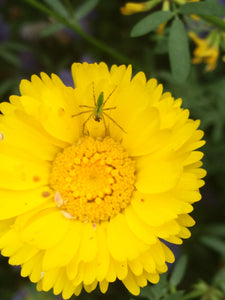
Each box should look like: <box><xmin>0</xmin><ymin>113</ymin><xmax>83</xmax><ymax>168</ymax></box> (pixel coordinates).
<box><xmin>49</xmin><ymin>137</ymin><xmax>136</xmax><ymax>222</ymax></box>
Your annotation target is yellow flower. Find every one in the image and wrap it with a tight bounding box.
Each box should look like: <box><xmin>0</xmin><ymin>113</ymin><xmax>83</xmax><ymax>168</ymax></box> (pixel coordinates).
<box><xmin>120</xmin><ymin>2</ymin><xmax>151</xmax><ymax>15</ymax></box>
<box><xmin>189</xmin><ymin>32</ymin><xmax>219</xmax><ymax>71</ymax></box>
<box><xmin>0</xmin><ymin>62</ymin><xmax>206</xmax><ymax>299</ymax></box>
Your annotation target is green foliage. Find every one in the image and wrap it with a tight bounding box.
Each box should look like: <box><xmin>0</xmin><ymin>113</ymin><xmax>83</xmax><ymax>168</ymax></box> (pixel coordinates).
<box><xmin>180</xmin><ymin>1</ymin><xmax>225</xmax><ymax>16</ymax></box>
<box><xmin>200</xmin><ymin>236</ymin><xmax>225</xmax><ymax>257</ymax></box>
<box><xmin>43</xmin><ymin>0</ymin><xmax>69</xmax><ymax>18</ymax></box>
<box><xmin>168</xmin><ymin>17</ymin><xmax>191</xmax><ymax>82</ymax></box>
<box><xmin>169</xmin><ymin>255</ymin><xmax>188</xmax><ymax>287</ymax></box>
<box><xmin>130</xmin><ymin>11</ymin><xmax>174</xmax><ymax>37</ymax></box>
<box><xmin>75</xmin><ymin>0</ymin><xmax>99</xmax><ymax>20</ymax></box>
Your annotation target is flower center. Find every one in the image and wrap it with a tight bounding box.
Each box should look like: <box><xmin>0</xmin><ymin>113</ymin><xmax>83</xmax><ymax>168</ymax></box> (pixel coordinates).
<box><xmin>49</xmin><ymin>137</ymin><xmax>136</xmax><ymax>223</ymax></box>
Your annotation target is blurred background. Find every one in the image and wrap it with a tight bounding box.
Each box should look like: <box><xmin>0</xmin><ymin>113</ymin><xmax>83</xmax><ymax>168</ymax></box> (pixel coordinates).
<box><xmin>0</xmin><ymin>0</ymin><xmax>225</xmax><ymax>299</ymax></box>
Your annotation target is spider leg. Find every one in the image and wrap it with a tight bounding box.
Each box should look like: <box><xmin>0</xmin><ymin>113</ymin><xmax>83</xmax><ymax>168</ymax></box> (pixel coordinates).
<box><xmin>103</xmin><ymin>107</ymin><xmax>116</xmax><ymax>111</ymax></box>
<box><xmin>92</xmin><ymin>81</ymin><xmax>97</xmax><ymax>106</ymax></box>
<box><xmin>72</xmin><ymin>110</ymin><xmax>94</xmax><ymax>117</ymax></box>
<box><xmin>103</xmin><ymin>86</ymin><xmax>117</xmax><ymax>106</ymax></box>
<box><xmin>82</xmin><ymin>113</ymin><xmax>94</xmax><ymax>135</ymax></box>
<box><xmin>79</xmin><ymin>105</ymin><xmax>95</xmax><ymax>109</ymax></box>
<box><xmin>103</xmin><ymin>112</ymin><xmax>127</xmax><ymax>134</ymax></box>
<box><xmin>102</xmin><ymin>114</ymin><xmax>108</xmax><ymax>136</ymax></box>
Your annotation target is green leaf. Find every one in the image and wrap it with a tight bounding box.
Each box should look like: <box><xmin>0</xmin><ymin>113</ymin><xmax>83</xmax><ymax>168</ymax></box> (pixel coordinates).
<box><xmin>0</xmin><ymin>79</ymin><xmax>17</xmax><ymax>98</ymax></box>
<box><xmin>164</xmin><ymin>291</ymin><xmax>184</xmax><ymax>300</ymax></box>
<box><xmin>213</xmin><ymin>265</ymin><xmax>225</xmax><ymax>292</ymax></box>
<box><xmin>169</xmin><ymin>254</ymin><xmax>188</xmax><ymax>287</ymax></box>
<box><xmin>201</xmin><ymin>236</ymin><xmax>225</xmax><ymax>256</ymax></box>
<box><xmin>75</xmin><ymin>0</ymin><xmax>99</xmax><ymax>20</ymax></box>
<box><xmin>205</xmin><ymin>224</ymin><xmax>225</xmax><ymax>237</ymax></box>
<box><xmin>0</xmin><ymin>48</ymin><xmax>21</xmax><ymax>67</ymax></box>
<box><xmin>1</xmin><ymin>41</ymin><xmax>30</xmax><ymax>52</ymax></box>
<box><xmin>168</xmin><ymin>17</ymin><xmax>191</xmax><ymax>83</ymax></box>
<box><xmin>180</xmin><ymin>2</ymin><xmax>225</xmax><ymax>16</ymax></box>
<box><xmin>140</xmin><ymin>274</ymin><xmax>168</xmax><ymax>299</ymax></box>
<box><xmin>131</xmin><ymin>11</ymin><xmax>174</xmax><ymax>37</ymax></box>
<box><xmin>40</xmin><ymin>22</ymin><xmax>65</xmax><ymax>37</ymax></box>
<box><xmin>43</xmin><ymin>0</ymin><xmax>69</xmax><ymax>18</ymax></box>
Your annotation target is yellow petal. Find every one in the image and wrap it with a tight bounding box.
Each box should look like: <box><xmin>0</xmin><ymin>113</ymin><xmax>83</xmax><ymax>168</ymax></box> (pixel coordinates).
<box><xmin>176</xmin><ymin>172</ymin><xmax>205</xmax><ymax>190</ymax></box>
<box><xmin>122</xmin><ymin>271</ymin><xmax>140</xmax><ymax>296</ymax></box>
<box><xmin>183</xmin><ymin>151</ymin><xmax>204</xmax><ymax>166</ymax></box>
<box><xmin>146</xmin><ymin>272</ymin><xmax>160</xmax><ymax>284</ymax></box>
<box><xmin>83</xmin><ymin>260</ymin><xmax>97</xmax><ymax>285</ymax></box>
<box><xmin>0</xmin><ymin>153</ymin><xmax>50</xmax><ymax>190</ymax></box>
<box><xmin>122</xmin><ymin>107</ymin><xmax>165</xmax><ymax>156</ymax></box>
<box><xmin>74</xmin><ymin>283</ymin><xmax>82</xmax><ymax>296</ymax></box>
<box><xmin>72</xmin><ymin>62</ymin><xmax>110</xmax><ymax>88</ymax></box>
<box><xmin>99</xmin><ymin>279</ymin><xmax>109</xmax><ymax>293</ymax></box>
<box><xmin>110</xmin><ymin>64</ymin><xmax>132</xmax><ymax>86</ymax></box>
<box><xmin>20</xmin><ymin>251</ymin><xmax>44</xmax><ymax>282</ymax></box>
<box><xmin>20</xmin><ymin>75</ymin><xmax>44</xmax><ymax>98</ymax></box>
<box><xmin>9</xmin><ymin>243</ymin><xmax>38</xmax><ymax>265</ymax></box>
<box><xmin>177</xmin><ymin>214</ymin><xmax>195</xmax><ymax>227</ymax></box>
<box><xmin>178</xmin><ymin>226</ymin><xmax>191</xmax><ymax>239</ymax></box>
<box><xmin>53</xmin><ymin>269</ymin><xmax>67</xmax><ymax>295</ymax></box>
<box><xmin>16</xmin><ymin>74</ymin><xmax>80</xmax><ymax>144</ymax></box>
<box><xmin>66</xmin><ymin>251</ymin><xmax>80</xmax><ymax>281</ymax></box>
<box><xmin>141</xmin><ymin>251</ymin><xmax>156</xmax><ymax>273</ymax></box>
<box><xmin>113</xmin><ymin>259</ymin><xmax>128</xmax><ymax>280</ymax></box>
<box><xmin>41</xmin><ymin>268</ymin><xmax>61</xmax><ymax>292</ymax></box>
<box><xmin>131</xmin><ymin>192</ymin><xmax>180</xmax><ymax>226</ymax></box>
<box><xmin>105</xmin><ymin>258</ymin><xmax>117</xmax><ymax>282</ymax></box>
<box><xmin>42</xmin><ymin>220</ymin><xmax>81</xmax><ymax>270</ymax></box>
<box><xmin>0</xmin><ymin>187</ymin><xmax>53</xmax><ymax>220</ymax></box>
<box><xmin>136</xmin><ymin>272</ymin><xmax>148</xmax><ymax>287</ymax></box>
<box><xmin>37</xmin><ymin>84</ymin><xmax>81</xmax><ymax>143</ymax></box>
<box><xmin>174</xmin><ymin>189</ymin><xmax>201</xmax><ymax>203</ymax></box>
<box><xmin>0</xmin><ymin>114</ymin><xmax>61</xmax><ymax>161</ymax></box>
<box><xmin>153</xmin><ymin>220</ymin><xmax>181</xmax><ymax>239</ymax></box>
<box><xmin>169</xmin><ymin>121</ymin><xmax>201</xmax><ymax>151</ymax></box>
<box><xmin>78</xmin><ymin>222</ymin><xmax>98</xmax><ymax>262</ymax></box>
<box><xmin>161</xmin><ymin>243</ymin><xmax>175</xmax><ymax>263</ymax></box>
<box><xmin>128</xmin><ymin>259</ymin><xmax>143</xmax><ymax>276</ymax></box>
<box><xmin>125</xmin><ymin>206</ymin><xmax>157</xmax><ymax>244</ymax></box>
<box><xmin>20</xmin><ymin>208</ymin><xmax>69</xmax><ymax>248</ymax></box>
<box><xmin>62</xmin><ymin>280</ymin><xmax>76</xmax><ymax>300</ymax></box>
<box><xmin>0</xmin><ymin>218</ymin><xmax>14</xmax><ymax>236</ymax></box>
<box><xmin>95</xmin><ymin>223</ymin><xmax>110</xmax><ymax>281</ymax></box>
<box><xmin>0</xmin><ymin>229</ymin><xmax>22</xmax><ymax>255</ymax></box>
<box><xmin>135</xmin><ymin>156</ymin><xmax>183</xmax><ymax>194</ymax></box>
<box><xmin>107</xmin><ymin>213</ymin><xmax>148</xmax><ymax>261</ymax></box>
<box><xmin>83</xmin><ymin>280</ymin><xmax>98</xmax><ymax>293</ymax></box>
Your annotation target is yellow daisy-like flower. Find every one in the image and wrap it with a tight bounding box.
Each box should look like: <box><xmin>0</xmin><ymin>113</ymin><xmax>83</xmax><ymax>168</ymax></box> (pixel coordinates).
<box><xmin>0</xmin><ymin>62</ymin><xmax>206</xmax><ymax>299</ymax></box>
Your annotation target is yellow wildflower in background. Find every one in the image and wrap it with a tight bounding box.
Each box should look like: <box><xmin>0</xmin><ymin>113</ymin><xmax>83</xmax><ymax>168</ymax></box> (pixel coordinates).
<box><xmin>189</xmin><ymin>32</ymin><xmax>219</xmax><ymax>71</ymax></box>
<box><xmin>121</xmin><ymin>0</ymin><xmax>200</xmax><ymax>16</ymax></box>
<box><xmin>120</xmin><ymin>2</ymin><xmax>150</xmax><ymax>15</ymax></box>
<box><xmin>0</xmin><ymin>62</ymin><xmax>206</xmax><ymax>299</ymax></box>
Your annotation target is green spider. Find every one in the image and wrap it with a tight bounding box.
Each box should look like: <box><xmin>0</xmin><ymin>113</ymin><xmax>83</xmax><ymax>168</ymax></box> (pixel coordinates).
<box><xmin>72</xmin><ymin>82</ymin><xmax>126</xmax><ymax>135</ymax></box>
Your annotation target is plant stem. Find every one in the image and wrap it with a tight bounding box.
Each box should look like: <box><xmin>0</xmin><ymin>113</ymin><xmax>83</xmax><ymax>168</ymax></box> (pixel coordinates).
<box><xmin>23</xmin><ymin>0</ymin><xmax>139</xmax><ymax>68</ymax></box>
<box><xmin>200</xmin><ymin>15</ymin><xmax>225</xmax><ymax>31</ymax></box>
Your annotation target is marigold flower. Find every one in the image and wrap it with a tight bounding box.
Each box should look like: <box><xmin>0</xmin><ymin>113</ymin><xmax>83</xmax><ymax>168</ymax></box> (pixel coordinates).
<box><xmin>0</xmin><ymin>62</ymin><xmax>206</xmax><ymax>299</ymax></box>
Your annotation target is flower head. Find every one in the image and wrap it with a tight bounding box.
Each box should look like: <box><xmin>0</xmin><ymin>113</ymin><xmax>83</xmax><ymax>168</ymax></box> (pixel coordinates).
<box><xmin>0</xmin><ymin>62</ymin><xmax>206</xmax><ymax>299</ymax></box>
<box><xmin>189</xmin><ymin>31</ymin><xmax>220</xmax><ymax>71</ymax></box>
<box><xmin>120</xmin><ymin>2</ymin><xmax>151</xmax><ymax>15</ymax></box>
